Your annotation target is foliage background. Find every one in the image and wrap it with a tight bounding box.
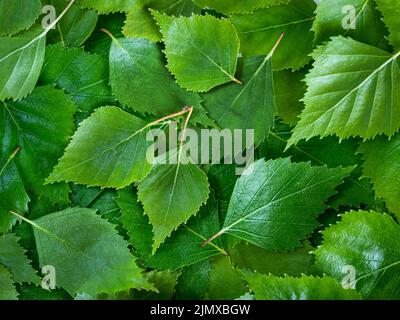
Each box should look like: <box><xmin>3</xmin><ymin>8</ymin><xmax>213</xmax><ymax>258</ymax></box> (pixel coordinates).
<box><xmin>0</xmin><ymin>0</ymin><xmax>399</xmax><ymax>300</ymax></box>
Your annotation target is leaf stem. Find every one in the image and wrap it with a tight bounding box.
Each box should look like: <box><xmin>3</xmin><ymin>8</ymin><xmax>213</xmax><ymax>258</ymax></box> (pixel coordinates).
<box><xmin>266</xmin><ymin>32</ymin><xmax>285</xmax><ymax>60</ymax></box>
<box><xmin>147</xmin><ymin>107</ymin><xmax>193</xmax><ymax>129</ymax></box>
<box><xmin>0</xmin><ymin>146</ymin><xmax>21</xmax><ymax>177</ymax></box>
<box><xmin>46</xmin><ymin>0</ymin><xmax>76</xmax><ymax>32</ymax></box>
<box><xmin>100</xmin><ymin>28</ymin><xmax>120</xmax><ymax>44</ymax></box>
<box><xmin>9</xmin><ymin>211</ymin><xmax>65</xmax><ymax>244</ymax></box>
<box><xmin>199</xmin><ymin>228</ymin><xmax>227</xmax><ymax>248</ymax></box>
<box><xmin>177</xmin><ymin>106</ymin><xmax>194</xmax><ymax>163</ymax></box>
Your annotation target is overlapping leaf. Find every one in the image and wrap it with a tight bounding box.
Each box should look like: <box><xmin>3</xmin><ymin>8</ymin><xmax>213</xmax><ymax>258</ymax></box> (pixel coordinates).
<box><xmin>202</xmin><ymin>54</ymin><xmax>276</xmax><ymax>146</ymax></box>
<box><xmin>0</xmin><ymin>233</ymin><xmax>39</xmax><ymax>284</ymax></box>
<box><xmin>137</xmin><ymin>151</ymin><xmax>210</xmax><ymax>252</ymax></box>
<box><xmin>1</xmin><ymin>86</ymin><xmax>76</xmax><ymax>203</ymax></box>
<box><xmin>313</xmin><ymin>0</ymin><xmax>389</xmax><ymax>49</ymax></box>
<box><xmin>206</xmin><ymin>158</ymin><xmax>352</xmax><ymax>250</ymax></box>
<box><xmin>40</xmin><ymin>44</ymin><xmax>114</xmax><ymax>120</ymax></box>
<box><xmin>118</xmin><ymin>189</ymin><xmax>223</xmax><ymax>269</ymax></box>
<box><xmin>315</xmin><ymin>210</ymin><xmax>400</xmax><ymax>299</ymax></box>
<box><xmin>358</xmin><ymin>134</ymin><xmax>400</xmax><ymax>218</ymax></box>
<box><xmin>230</xmin><ymin>0</ymin><xmax>316</xmax><ymax>70</ymax></box>
<box><xmin>0</xmin><ymin>0</ymin><xmax>41</xmax><ymax>36</ymax></box>
<box><xmin>47</xmin><ymin>106</ymin><xmax>152</xmax><ymax>189</ymax></box>
<box><xmin>288</xmin><ymin>36</ymin><xmax>400</xmax><ymax>146</ymax></box>
<box><xmin>33</xmin><ymin>207</ymin><xmax>154</xmax><ymax>296</ymax></box>
<box><xmin>153</xmin><ymin>12</ymin><xmax>241</xmax><ymax>92</ymax></box>
<box><xmin>242</xmin><ymin>273</ymin><xmax>360</xmax><ymax>300</ymax></box>
<box><xmin>108</xmin><ymin>37</ymin><xmax>212</xmax><ymax>126</ymax></box>
<box><xmin>48</xmin><ymin>0</ymin><xmax>98</xmax><ymax>47</ymax></box>
<box><xmin>0</xmin><ymin>25</ymin><xmax>46</xmax><ymax>101</ymax></box>
<box><xmin>78</xmin><ymin>0</ymin><xmax>148</xmax><ymax>13</ymax></box>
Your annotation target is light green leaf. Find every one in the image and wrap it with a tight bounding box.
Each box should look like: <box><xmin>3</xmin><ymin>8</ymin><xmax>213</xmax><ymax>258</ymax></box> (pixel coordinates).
<box><xmin>122</xmin><ymin>10</ymin><xmax>161</xmax><ymax>42</ymax></box>
<box><xmin>137</xmin><ymin>152</ymin><xmax>210</xmax><ymax>252</ymax></box>
<box><xmin>0</xmin><ymin>25</ymin><xmax>46</xmax><ymax>101</ymax></box>
<box><xmin>33</xmin><ymin>207</ymin><xmax>154</xmax><ymax>296</ymax></box>
<box><xmin>375</xmin><ymin>0</ymin><xmax>400</xmax><ymax>50</ymax></box>
<box><xmin>0</xmin><ymin>264</ymin><xmax>18</xmax><ymax>300</ymax></box>
<box><xmin>207</xmin><ymin>158</ymin><xmax>352</xmax><ymax>251</ymax></box>
<box><xmin>358</xmin><ymin>134</ymin><xmax>400</xmax><ymax>218</ymax></box>
<box><xmin>47</xmin><ymin>106</ymin><xmax>152</xmax><ymax>189</ymax></box>
<box><xmin>288</xmin><ymin>36</ymin><xmax>400</xmax><ymax>147</ymax></box>
<box><xmin>194</xmin><ymin>0</ymin><xmax>289</xmax><ymax>15</ymax></box>
<box><xmin>153</xmin><ymin>12</ymin><xmax>241</xmax><ymax>92</ymax></box>
<box><xmin>313</xmin><ymin>0</ymin><xmax>390</xmax><ymax>49</ymax></box>
<box><xmin>229</xmin><ymin>0</ymin><xmax>316</xmax><ymax>70</ymax></box>
<box><xmin>109</xmin><ymin>37</ymin><xmax>212</xmax><ymax>126</ymax></box>
<box><xmin>202</xmin><ymin>55</ymin><xmax>276</xmax><ymax>146</ymax></box>
<box><xmin>1</xmin><ymin>86</ymin><xmax>76</xmax><ymax>203</ymax></box>
<box><xmin>149</xmin><ymin>0</ymin><xmax>201</xmax><ymax>16</ymax></box>
<box><xmin>242</xmin><ymin>273</ymin><xmax>361</xmax><ymax>300</ymax></box>
<box><xmin>315</xmin><ymin>210</ymin><xmax>400</xmax><ymax>299</ymax></box>
<box><xmin>118</xmin><ymin>189</ymin><xmax>224</xmax><ymax>268</ymax></box>
<box><xmin>78</xmin><ymin>0</ymin><xmax>148</xmax><ymax>13</ymax></box>
<box><xmin>40</xmin><ymin>44</ymin><xmax>114</xmax><ymax>121</ymax></box>
<box><xmin>48</xmin><ymin>0</ymin><xmax>98</xmax><ymax>47</ymax></box>
<box><xmin>0</xmin><ymin>0</ymin><xmax>41</xmax><ymax>36</ymax></box>
<box><xmin>0</xmin><ymin>233</ymin><xmax>39</xmax><ymax>284</ymax></box>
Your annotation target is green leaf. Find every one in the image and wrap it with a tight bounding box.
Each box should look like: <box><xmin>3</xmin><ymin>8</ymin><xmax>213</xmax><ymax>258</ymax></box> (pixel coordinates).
<box><xmin>0</xmin><ymin>25</ymin><xmax>46</xmax><ymax>101</ymax></box>
<box><xmin>122</xmin><ymin>10</ymin><xmax>161</xmax><ymax>42</ymax></box>
<box><xmin>1</xmin><ymin>86</ymin><xmax>76</xmax><ymax>203</ymax></box>
<box><xmin>358</xmin><ymin>134</ymin><xmax>400</xmax><ymax>218</ymax></box>
<box><xmin>0</xmin><ymin>233</ymin><xmax>39</xmax><ymax>284</ymax></box>
<box><xmin>274</xmin><ymin>69</ymin><xmax>305</xmax><ymax>125</ymax></box>
<box><xmin>194</xmin><ymin>0</ymin><xmax>289</xmax><ymax>15</ymax></box>
<box><xmin>375</xmin><ymin>0</ymin><xmax>400</xmax><ymax>50</ymax></box>
<box><xmin>48</xmin><ymin>0</ymin><xmax>98</xmax><ymax>47</ymax></box>
<box><xmin>116</xmin><ymin>188</ymin><xmax>153</xmax><ymax>259</ymax></box>
<box><xmin>153</xmin><ymin>12</ymin><xmax>241</xmax><ymax>92</ymax></box>
<box><xmin>132</xmin><ymin>270</ymin><xmax>180</xmax><ymax>300</ymax></box>
<box><xmin>0</xmin><ymin>155</ymin><xmax>29</xmax><ymax>234</ymax></box>
<box><xmin>175</xmin><ymin>260</ymin><xmax>211</xmax><ymax>299</ymax></box>
<box><xmin>118</xmin><ymin>189</ymin><xmax>224</xmax><ymax>268</ymax></box>
<box><xmin>40</xmin><ymin>44</ymin><xmax>115</xmax><ymax>121</ymax></box>
<box><xmin>207</xmin><ymin>158</ymin><xmax>352</xmax><ymax>251</ymax></box>
<box><xmin>0</xmin><ymin>264</ymin><xmax>18</xmax><ymax>300</ymax></box>
<box><xmin>205</xmin><ymin>256</ymin><xmax>246</xmax><ymax>300</ymax></box>
<box><xmin>242</xmin><ymin>273</ymin><xmax>361</xmax><ymax>300</ymax></box>
<box><xmin>0</xmin><ymin>0</ymin><xmax>42</xmax><ymax>36</ymax></box>
<box><xmin>261</xmin><ymin>131</ymin><xmax>376</xmax><ymax>210</ymax></box>
<box><xmin>202</xmin><ymin>55</ymin><xmax>276</xmax><ymax>146</ymax></box>
<box><xmin>108</xmin><ymin>37</ymin><xmax>212</xmax><ymax>126</ymax></box>
<box><xmin>17</xmin><ymin>284</ymin><xmax>72</xmax><ymax>300</ymax></box>
<box><xmin>149</xmin><ymin>0</ymin><xmax>201</xmax><ymax>16</ymax></box>
<box><xmin>47</xmin><ymin>106</ymin><xmax>152</xmax><ymax>189</ymax></box>
<box><xmin>33</xmin><ymin>207</ymin><xmax>154</xmax><ymax>296</ymax></box>
<box><xmin>137</xmin><ymin>153</ymin><xmax>210</xmax><ymax>252</ymax></box>
<box><xmin>288</xmin><ymin>36</ymin><xmax>400</xmax><ymax>147</ymax></box>
<box><xmin>78</xmin><ymin>0</ymin><xmax>148</xmax><ymax>13</ymax></box>
<box><xmin>314</xmin><ymin>210</ymin><xmax>400</xmax><ymax>299</ymax></box>
<box><xmin>312</xmin><ymin>0</ymin><xmax>389</xmax><ymax>49</ymax></box>
<box><xmin>146</xmin><ymin>194</ymin><xmax>224</xmax><ymax>269</ymax></box>
<box><xmin>229</xmin><ymin>0</ymin><xmax>316</xmax><ymax>70</ymax></box>
<box><xmin>230</xmin><ymin>242</ymin><xmax>313</xmax><ymax>276</ymax></box>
